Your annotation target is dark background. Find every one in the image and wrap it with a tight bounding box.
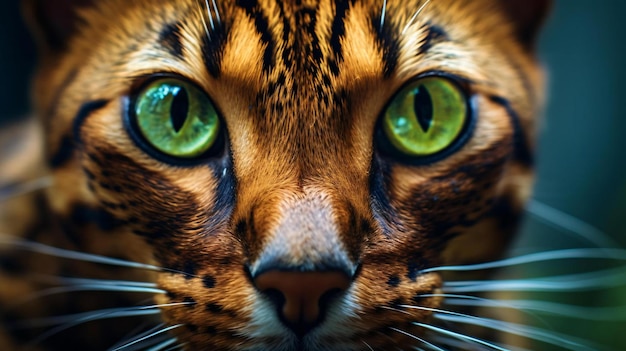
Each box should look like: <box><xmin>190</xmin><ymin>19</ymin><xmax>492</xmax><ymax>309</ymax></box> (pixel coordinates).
<box><xmin>1</xmin><ymin>0</ymin><xmax>624</xmax><ymax>349</ymax></box>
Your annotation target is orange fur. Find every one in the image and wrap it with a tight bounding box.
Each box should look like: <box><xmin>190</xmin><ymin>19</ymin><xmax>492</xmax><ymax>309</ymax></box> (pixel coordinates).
<box><xmin>1</xmin><ymin>0</ymin><xmax>549</xmax><ymax>349</ymax></box>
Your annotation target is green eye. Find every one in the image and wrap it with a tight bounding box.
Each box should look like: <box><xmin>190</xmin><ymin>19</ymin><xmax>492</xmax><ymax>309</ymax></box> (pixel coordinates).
<box><xmin>133</xmin><ymin>78</ymin><xmax>220</xmax><ymax>158</ymax></box>
<box><xmin>382</xmin><ymin>76</ymin><xmax>468</xmax><ymax>158</ymax></box>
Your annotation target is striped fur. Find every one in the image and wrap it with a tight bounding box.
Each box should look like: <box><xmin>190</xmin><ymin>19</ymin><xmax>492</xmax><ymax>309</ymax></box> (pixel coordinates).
<box><xmin>0</xmin><ymin>0</ymin><xmax>549</xmax><ymax>350</ymax></box>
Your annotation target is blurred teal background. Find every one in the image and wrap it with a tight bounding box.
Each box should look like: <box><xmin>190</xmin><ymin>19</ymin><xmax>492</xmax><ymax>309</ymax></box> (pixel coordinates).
<box><xmin>0</xmin><ymin>0</ymin><xmax>624</xmax><ymax>349</ymax></box>
<box><xmin>517</xmin><ymin>1</ymin><xmax>626</xmax><ymax>349</ymax></box>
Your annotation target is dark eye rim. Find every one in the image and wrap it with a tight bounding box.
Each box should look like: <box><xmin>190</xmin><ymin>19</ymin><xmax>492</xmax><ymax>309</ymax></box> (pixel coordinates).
<box><xmin>375</xmin><ymin>71</ymin><xmax>477</xmax><ymax>166</ymax></box>
<box><xmin>123</xmin><ymin>73</ymin><xmax>228</xmax><ymax>167</ymax></box>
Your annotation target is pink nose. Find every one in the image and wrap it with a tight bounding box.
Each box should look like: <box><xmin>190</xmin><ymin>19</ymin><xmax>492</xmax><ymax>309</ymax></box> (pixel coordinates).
<box><xmin>254</xmin><ymin>270</ymin><xmax>351</xmax><ymax>336</ymax></box>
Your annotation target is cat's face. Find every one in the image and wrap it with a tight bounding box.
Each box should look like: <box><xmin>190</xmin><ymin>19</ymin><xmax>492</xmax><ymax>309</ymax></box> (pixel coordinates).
<box><xmin>26</xmin><ymin>0</ymin><xmax>548</xmax><ymax>349</ymax></box>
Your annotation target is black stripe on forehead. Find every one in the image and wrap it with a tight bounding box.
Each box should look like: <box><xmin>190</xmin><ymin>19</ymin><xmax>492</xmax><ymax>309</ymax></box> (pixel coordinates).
<box><xmin>293</xmin><ymin>6</ymin><xmax>323</xmax><ymax>75</ymax></box>
<box><xmin>159</xmin><ymin>22</ymin><xmax>185</xmax><ymax>59</ymax></box>
<box><xmin>327</xmin><ymin>0</ymin><xmax>353</xmax><ymax>76</ymax></box>
<box><xmin>370</xmin><ymin>11</ymin><xmax>400</xmax><ymax>78</ymax></box>
<box><xmin>417</xmin><ymin>23</ymin><xmax>448</xmax><ymax>55</ymax></box>
<box><xmin>275</xmin><ymin>2</ymin><xmax>292</xmax><ymax>69</ymax></box>
<box><xmin>371</xmin><ymin>12</ymin><xmax>451</xmax><ymax>78</ymax></box>
<box><xmin>236</xmin><ymin>0</ymin><xmax>276</xmax><ymax>73</ymax></box>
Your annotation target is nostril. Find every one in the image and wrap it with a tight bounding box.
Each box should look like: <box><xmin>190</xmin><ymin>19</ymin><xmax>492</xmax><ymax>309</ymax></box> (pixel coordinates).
<box><xmin>262</xmin><ymin>288</ymin><xmax>286</xmax><ymax>312</ymax></box>
<box><xmin>254</xmin><ymin>270</ymin><xmax>351</xmax><ymax>337</ymax></box>
<box><xmin>318</xmin><ymin>287</ymin><xmax>343</xmax><ymax>312</ymax></box>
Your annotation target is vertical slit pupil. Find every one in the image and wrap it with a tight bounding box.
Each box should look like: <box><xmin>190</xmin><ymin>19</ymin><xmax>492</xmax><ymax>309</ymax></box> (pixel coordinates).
<box><xmin>170</xmin><ymin>87</ymin><xmax>189</xmax><ymax>133</ymax></box>
<box><xmin>413</xmin><ymin>85</ymin><xmax>434</xmax><ymax>133</ymax></box>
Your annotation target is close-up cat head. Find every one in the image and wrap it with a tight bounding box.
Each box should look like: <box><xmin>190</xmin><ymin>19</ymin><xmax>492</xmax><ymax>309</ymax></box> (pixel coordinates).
<box><xmin>0</xmin><ymin>0</ymin><xmax>624</xmax><ymax>350</ymax></box>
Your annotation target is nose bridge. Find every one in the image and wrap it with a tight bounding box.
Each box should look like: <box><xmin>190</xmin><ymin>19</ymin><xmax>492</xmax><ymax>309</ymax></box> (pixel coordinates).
<box><xmin>250</xmin><ymin>188</ymin><xmax>357</xmax><ymax>277</ymax></box>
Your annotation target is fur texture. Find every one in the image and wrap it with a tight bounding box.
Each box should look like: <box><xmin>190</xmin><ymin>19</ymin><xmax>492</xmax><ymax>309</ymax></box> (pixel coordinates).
<box><xmin>0</xmin><ymin>0</ymin><xmax>549</xmax><ymax>350</ymax></box>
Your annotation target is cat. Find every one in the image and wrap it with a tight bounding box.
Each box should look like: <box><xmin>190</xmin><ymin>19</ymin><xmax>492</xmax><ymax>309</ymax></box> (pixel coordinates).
<box><xmin>4</xmin><ymin>0</ymin><xmax>618</xmax><ymax>350</ymax></box>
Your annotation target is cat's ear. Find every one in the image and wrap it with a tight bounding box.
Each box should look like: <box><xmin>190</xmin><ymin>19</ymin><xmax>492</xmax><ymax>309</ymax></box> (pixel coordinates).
<box><xmin>499</xmin><ymin>0</ymin><xmax>552</xmax><ymax>49</ymax></box>
<box><xmin>22</xmin><ymin>0</ymin><xmax>95</xmax><ymax>52</ymax></box>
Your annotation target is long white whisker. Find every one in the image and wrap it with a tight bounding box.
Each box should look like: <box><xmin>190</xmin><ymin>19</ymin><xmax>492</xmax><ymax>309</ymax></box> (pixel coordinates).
<box><xmin>211</xmin><ymin>0</ymin><xmax>221</xmax><ymax>25</ymax></box>
<box><xmin>111</xmin><ymin>324</ymin><xmax>183</xmax><ymax>351</ymax></box>
<box><xmin>0</xmin><ymin>176</ymin><xmax>52</xmax><ymax>202</ymax></box>
<box><xmin>380</xmin><ymin>305</ymin><xmax>412</xmax><ymax>315</ymax></box>
<box><xmin>163</xmin><ymin>343</ymin><xmax>187</xmax><ymax>351</ymax></box>
<box><xmin>109</xmin><ymin>323</ymin><xmax>165</xmax><ymax>351</ymax></box>
<box><xmin>26</xmin><ymin>310</ymin><xmax>159</xmax><ymax>347</ymax></box>
<box><xmin>415</xmin><ymin>322</ymin><xmax>509</xmax><ymax>351</ymax></box>
<box><xmin>25</xmin><ymin>302</ymin><xmax>190</xmax><ymax>347</ymax></box>
<box><xmin>389</xmin><ymin>327</ymin><xmax>446</xmax><ymax>351</ymax></box>
<box><xmin>204</xmin><ymin>0</ymin><xmax>216</xmax><ymax>31</ymax></box>
<box><xmin>402</xmin><ymin>0</ymin><xmax>432</xmax><ymax>35</ymax></box>
<box><xmin>31</xmin><ymin>275</ymin><xmax>157</xmax><ymax>287</ymax></box>
<box><xmin>417</xmin><ymin>293</ymin><xmax>551</xmax><ymax>327</ymax></box>
<box><xmin>443</xmin><ymin>296</ymin><xmax>626</xmax><ymax>321</ymax></box>
<box><xmin>0</xmin><ymin>235</ymin><xmax>195</xmax><ymax>277</ymax></box>
<box><xmin>198</xmin><ymin>0</ymin><xmax>211</xmax><ymax>41</ymax></box>
<box><xmin>433</xmin><ymin>313</ymin><xmax>598</xmax><ymax>351</ymax></box>
<box><xmin>11</xmin><ymin>285</ymin><xmax>165</xmax><ymax>309</ymax></box>
<box><xmin>443</xmin><ymin>266</ymin><xmax>626</xmax><ymax>293</ymax></box>
<box><xmin>527</xmin><ymin>199</ymin><xmax>619</xmax><ymax>248</ymax></box>
<box><xmin>146</xmin><ymin>338</ymin><xmax>179</xmax><ymax>351</ymax></box>
<box><xmin>419</xmin><ymin>248</ymin><xmax>626</xmax><ymax>274</ymax></box>
<box><xmin>380</xmin><ymin>0</ymin><xmax>388</xmax><ymax>31</ymax></box>
<box><xmin>429</xmin><ymin>335</ymin><xmax>532</xmax><ymax>351</ymax></box>
<box><xmin>402</xmin><ymin>304</ymin><xmax>597</xmax><ymax>350</ymax></box>
<box><xmin>0</xmin><ymin>235</ymin><xmax>160</xmax><ymax>270</ymax></box>
<box><xmin>18</xmin><ymin>303</ymin><xmax>186</xmax><ymax>329</ymax></box>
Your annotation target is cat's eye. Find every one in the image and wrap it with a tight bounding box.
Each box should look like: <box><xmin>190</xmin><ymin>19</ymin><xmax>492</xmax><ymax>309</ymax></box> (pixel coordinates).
<box><xmin>380</xmin><ymin>76</ymin><xmax>471</xmax><ymax>161</ymax></box>
<box><xmin>130</xmin><ymin>78</ymin><xmax>221</xmax><ymax>159</ymax></box>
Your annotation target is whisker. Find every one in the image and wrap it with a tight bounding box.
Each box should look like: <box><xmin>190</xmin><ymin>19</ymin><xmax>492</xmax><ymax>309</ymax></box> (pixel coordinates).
<box><xmin>204</xmin><ymin>0</ymin><xmax>215</xmax><ymax>31</ymax></box>
<box><xmin>0</xmin><ymin>176</ymin><xmax>52</xmax><ymax>202</ymax></box>
<box><xmin>443</xmin><ymin>296</ymin><xmax>626</xmax><ymax>321</ymax></box>
<box><xmin>400</xmin><ymin>304</ymin><xmax>596</xmax><ymax>350</ymax></box>
<box><xmin>30</xmin><ymin>275</ymin><xmax>158</xmax><ymax>287</ymax></box>
<box><xmin>0</xmin><ymin>236</ymin><xmax>196</xmax><ymax>277</ymax></box>
<box><xmin>108</xmin><ymin>323</ymin><xmax>165</xmax><ymax>351</ymax></box>
<box><xmin>10</xmin><ymin>284</ymin><xmax>165</xmax><ymax>309</ymax></box>
<box><xmin>109</xmin><ymin>323</ymin><xmax>162</xmax><ymax>351</ymax></box>
<box><xmin>26</xmin><ymin>309</ymin><xmax>160</xmax><ymax>347</ymax></box>
<box><xmin>111</xmin><ymin>324</ymin><xmax>183</xmax><ymax>351</ymax></box>
<box><xmin>380</xmin><ymin>0</ymin><xmax>388</xmax><ymax>31</ymax></box>
<box><xmin>419</xmin><ymin>248</ymin><xmax>626</xmax><ymax>274</ymax></box>
<box><xmin>0</xmin><ymin>235</ymin><xmax>160</xmax><ymax>270</ymax></box>
<box><xmin>402</xmin><ymin>0</ymin><xmax>432</xmax><ymax>35</ymax></box>
<box><xmin>16</xmin><ymin>304</ymin><xmax>180</xmax><ymax>329</ymax></box>
<box><xmin>417</xmin><ymin>293</ymin><xmax>551</xmax><ymax>327</ymax></box>
<box><xmin>21</xmin><ymin>302</ymin><xmax>190</xmax><ymax>346</ymax></box>
<box><xmin>361</xmin><ymin>339</ymin><xmax>374</xmax><ymax>351</ymax></box>
<box><xmin>380</xmin><ymin>305</ymin><xmax>412</xmax><ymax>315</ymax></box>
<box><xmin>211</xmin><ymin>0</ymin><xmax>221</xmax><ymax>25</ymax></box>
<box><xmin>198</xmin><ymin>0</ymin><xmax>211</xmax><ymax>41</ymax></box>
<box><xmin>433</xmin><ymin>313</ymin><xmax>598</xmax><ymax>351</ymax></box>
<box><xmin>145</xmin><ymin>337</ymin><xmax>179</xmax><ymax>351</ymax></box>
<box><xmin>389</xmin><ymin>327</ymin><xmax>446</xmax><ymax>351</ymax></box>
<box><xmin>443</xmin><ymin>266</ymin><xmax>626</xmax><ymax>293</ymax></box>
<box><xmin>527</xmin><ymin>199</ymin><xmax>619</xmax><ymax>248</ymax></box>
<box><xmin>414</xmin><ymin>322</ymin><xmax>509</xmax><ymax>351</ymax></box>
<box><xmin>429</xmin><ymin>335</ymin><xmax>532</xmax><ymax>351</ymax></box>
<box><xmin>163</xmin><ymin>343</ymin><xmax>187</xmax><ymax>351</ymax></box>
<box><xmin>430</xmin><ymin>290</ymin><xmax>624</xmax><ymax>340</ymax></box>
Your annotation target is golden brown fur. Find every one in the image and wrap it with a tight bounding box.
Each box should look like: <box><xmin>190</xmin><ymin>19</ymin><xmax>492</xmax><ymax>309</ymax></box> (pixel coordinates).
<box><xmin>0</xmin><ymin>0</ymin><xmax>550</xmax><ymax>349</ymax></box>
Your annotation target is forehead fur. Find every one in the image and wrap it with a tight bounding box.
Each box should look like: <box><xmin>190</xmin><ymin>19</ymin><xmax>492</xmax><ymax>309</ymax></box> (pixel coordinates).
<box><xmin>34</xmin><ymin>0</ymin><xmax>543</xmax><ymax>185</ymax></box>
